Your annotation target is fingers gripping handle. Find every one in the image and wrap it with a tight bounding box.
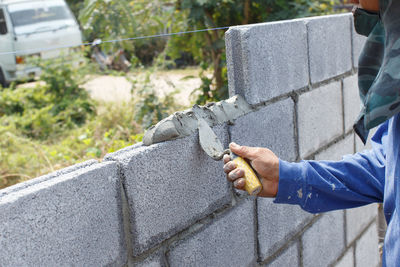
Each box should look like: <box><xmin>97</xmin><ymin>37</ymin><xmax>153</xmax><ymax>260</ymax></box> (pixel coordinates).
<box><xmin>231</xmin><ymin>152</ymin><xmax>263</xmax><ymax>196</ymax></box>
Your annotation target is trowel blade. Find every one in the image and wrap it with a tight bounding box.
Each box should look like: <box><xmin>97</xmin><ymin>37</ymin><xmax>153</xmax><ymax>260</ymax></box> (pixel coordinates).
<box><xmin>198</xmin><ymin>117</ymin><xmax>226</xmax><ymax>161</ymax></box>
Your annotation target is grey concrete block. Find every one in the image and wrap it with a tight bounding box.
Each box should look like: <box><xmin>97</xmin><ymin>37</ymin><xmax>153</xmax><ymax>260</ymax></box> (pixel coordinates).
<box><xmin>302</xmin><ymin>210</ymin><xmax>345</xmax><ymax>267</ymax></box>
<box><xmin>355</xmin><ymin>223</ymin><xmax>379</xmax><ymax>267</ymax></box>
<box><xmin>315</xmin><ymin>134</ymin><xmax>354</xmax><ymax>161</ymax></box>
<box><xmin>0</xmin><ymin>159</ymin><xmax>98</xmax><ymax>198</ymax></box>
<box><xmin>105</xmin><ymin>125</ymin><xmax>231</xmax><ymax>256</ymax></box>
<box><xmin>307</xmin><ymin>14</ymin><xmax>352</xmax><ymax>84</ymax></box>
<box><xmin>231</xmin><ymin>98</ymin><xmax>297</xmax><ymax>161</ymax></box>
<box><xmin>258</xmin><ymin>199</ymin><xmax>312</xmax><ymax>260</ymax></box>
<box><xmin>334</xmin><ymin>247</ymin><xmax>354</xmax><ymax>267</ymax></box>
<box><xmin>167</xmin><ymin>199</ymin><xmax>256</xmax><ymax>267</ymax></box>
<box><xmin>352</xmin><ymin>19</ymin><xmax>367</xmax><ymax>68</ymax></box>
<box><xmin>132</xmin><ymin>250</ymin><xmax>166</xmax><ymax>267</ymax></box>
<box><xmin>226</xmin><ymin>20</ymin><xmax>309</xmax><ymax>105</ymax></box>
<box><xmin>0</xmin><ymin>162</ymin><xmax>126</xmax><ymax>266</ymax></box>
<box><xmin>343</xmin><ymin>75</ymin><xmax>362</xmax><ymax>132</ymax></box>
<box><xmin>265</xmin><ymin>242</ymin><xmax>299</xmax><ymax>267</ymax></box>
<box><xmin>346</xmin><ymin>203</ymin><xmax>378</xmax><ymax>245</ymax></box>
<box><xmin>298</xmin><ymin>82</ymin><xmax>344</xmax><ymax>158</ymax></box>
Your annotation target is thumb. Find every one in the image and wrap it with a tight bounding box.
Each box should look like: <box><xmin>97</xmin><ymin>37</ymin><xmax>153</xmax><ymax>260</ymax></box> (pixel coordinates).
<box><xmin>229</xmin><ymin>142</ymin><xmax>258</xmax><ymax>160</ymax></box>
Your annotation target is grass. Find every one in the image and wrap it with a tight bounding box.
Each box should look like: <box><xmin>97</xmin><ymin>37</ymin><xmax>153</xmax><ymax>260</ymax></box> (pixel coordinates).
<box><xmin>0</xmin><ymin>101</ymin><xmax>144</xmax><ymax>189</ymax></box>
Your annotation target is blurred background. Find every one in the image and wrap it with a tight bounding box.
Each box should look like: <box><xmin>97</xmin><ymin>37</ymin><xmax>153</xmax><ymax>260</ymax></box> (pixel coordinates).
<box><xmin>0</xmin><ymin>0</ymin><xmax>351</xmax><ymax>188</ymax></box>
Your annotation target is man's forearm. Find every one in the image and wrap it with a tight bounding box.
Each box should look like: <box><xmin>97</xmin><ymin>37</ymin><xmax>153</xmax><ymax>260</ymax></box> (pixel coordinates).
<box><xmin>275</xmin><ymin>153</ymin><xmax>385</xmax><ymax>213</ymax></box>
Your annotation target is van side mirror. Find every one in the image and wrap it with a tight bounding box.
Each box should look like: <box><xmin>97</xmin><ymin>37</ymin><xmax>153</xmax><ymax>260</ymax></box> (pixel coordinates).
<box><xmin>0</xmin><ymin>9</ymin><xmax>8</xmax><ymax>35</ymax></box>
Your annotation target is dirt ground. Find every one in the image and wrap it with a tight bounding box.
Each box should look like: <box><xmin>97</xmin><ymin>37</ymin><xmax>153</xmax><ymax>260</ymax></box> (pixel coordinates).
<box><xmin>18</xmin><ymin>68</ymin><xmax>205</xmax><ymax>107</ymax></box>
<box><xmin>82</xmin><ymin>68</ymin><xmax>204</xmax><ymax>106</ymax></box>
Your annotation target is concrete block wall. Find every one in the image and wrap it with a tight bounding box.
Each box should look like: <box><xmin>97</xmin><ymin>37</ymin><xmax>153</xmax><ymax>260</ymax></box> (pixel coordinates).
<box><xmin>0</xmin><ymin>13</ymin><xmax>381</xmax><ymax>267</ymax></box>
<box><xmin>226</xmin><ymin>13</ymin><xmax>380</xmax><ymax>267</ymax></box>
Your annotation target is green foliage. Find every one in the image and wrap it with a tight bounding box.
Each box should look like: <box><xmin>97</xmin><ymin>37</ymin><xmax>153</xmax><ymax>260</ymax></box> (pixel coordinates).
<box><xmin>0</xmin><ymin>102</ymin><xmax>143</xmax><ymax>189</ymax></box>
<box><xmin>0</xmin><ymin>58</ymin><xmax>94</xmax><ymax>139</ymax></box>
<box><xmin>131</xmin><ymin>71</ymin><xmax>185</xmax><ymax>129</ymax></box>
<box><xmin>0</xmin><ymin>0</ymin><xmax>345</xmax><ymax>189</ymax></box>
<box><xmin>66</xmin><ymin>0</ymin><xmax>84</xmax><ymax>18</ymax></box>
<box><xmin>170</xmin><ymin>0</ymin><xmax>340</xmax><ymax>103</ymax></box>
<box><xmin>79</xmin><ymin>0</ymin><xmax>176</xmax><ymax>65</ymax></box>
<box><xmin>0</xmin><ymin>63</ymin><xmax>184</xmax><ymax>189</ymax></box>
<box><xmin>77</xmin><ymin>0</ymin><xmax>341</xmax><ymax>102</ymax></box>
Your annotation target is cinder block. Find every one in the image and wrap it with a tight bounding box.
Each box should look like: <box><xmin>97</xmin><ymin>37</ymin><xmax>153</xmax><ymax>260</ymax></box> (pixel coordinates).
<box><xmin>351</xmin><ymin>20</ymin><xmax>367</xmax><ymax>68</ymax></box>
<box><xmin>258</xmin><ymin>199</ymin><xmax>312</xmax><ymax>260</ymax></box>
<box><xmin>167</xmin><ymin>199</ymin><xmax>256</xmax><ymax>267</ymax></box>
<box><xmin>0</xmin><ymin>160</ymin><xmax>98</xmax><ymax>197</ymax></box>
<box><xmin>346</xmin><ymin>203</ymin><xmax>378</xmax><ymax>245</ymax></box>
<box><xmin>226</xmin><ymin>20</ymin><xmax>309</xmax><ymax>105</ymax></box>
<box><xmin>264</xmin><ymin>242</ymin><xmax>299</xmax><ymax>267</ymax></box>
<box><xmin>315</xmin><ymin>134</ymin><xmax>354</xmax><ymax>161</ymax></box>
<box><xmin>334</xmin><ymin>247</ymin><xmax>354</xmax><ymax>267</ymax></box>
<box><xmin>302</xmin><ymin>210</ymin><xmax>345</xmax><ymax>267</ymax></box>
<box><xmin>105</xmin><ymin>125</ymin><xmax>231</xmax><ymax>256</ymax></box>
<box><xmin>343</xmin><ymin>75</ymin><xmax>362</xmax><ymax>132</ymax></box>
<box><xmin>298</xmin><ymin>82</ymin><xmax>344</xmax><ymax>158</ymax></box>
<box><xmin>0</xmin><ymin>162</ymin><xmax>127</xmax><ymax>266</ymax></box>
<box><xmin>231</xmin><ymin>98</ymin><xmax>297</xmax><ymax>161</ymax></box>
<box><xmin>307</xmin><ymin>14</ymin><xmax>352</xmax><ymax>84</ymax></box>
<box><xmin>355</xmin><ymin>223</ymin><xmax>379</xmax><ymax>267</ymax></box>
<box><xmin>133</xmin><ymin>250</ymin><xmax>166</xmax><ymax>267</ymax></box>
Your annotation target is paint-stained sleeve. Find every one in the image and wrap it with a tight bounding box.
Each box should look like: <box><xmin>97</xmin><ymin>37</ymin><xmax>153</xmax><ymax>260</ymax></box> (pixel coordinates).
<box><xmin>274</xmin><ymin>122</ymin><xmax>388</xmax><ymax>214</ymax></box>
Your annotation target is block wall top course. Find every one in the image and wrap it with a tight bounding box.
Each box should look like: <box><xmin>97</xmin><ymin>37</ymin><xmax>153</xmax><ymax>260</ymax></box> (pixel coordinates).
<box><xmin>0</xmin><ymin>162</ymin><xmax>126</xmax><ymax>266</ymax></box>
<box><xmin>0</xmin><ymin>159</ymin><xmax>98</xmax><ymax>198</ymax></box>
<box><xmin>167</xmin><ymin>198</ymin><xmax>256</xmax><ymax>267</ymax></box>
<box><xmin>226</xmin><ymin>19</ymin><xmax>309</xmax><ymax>105</ymax></box>
<box><xmin>105</xmin><ymin>125</ymin><xmax>231</xmax><ymax>256</ymax></box>
<box><xmin>142</xmin><ymin>95</ymin><xmax>252</xmax><ymax>146</ymax></box>
<box><xmin>306</xmin><ymin>13</ymin><xmax>353</xmax><ymax>84</ymax></box>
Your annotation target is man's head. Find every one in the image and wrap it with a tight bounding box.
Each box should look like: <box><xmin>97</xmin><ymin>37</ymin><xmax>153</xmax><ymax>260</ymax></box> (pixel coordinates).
<box><xmin>350</xmin><ymin>0</ymin><xmax>380</xmax><ymax>12</ymax></box>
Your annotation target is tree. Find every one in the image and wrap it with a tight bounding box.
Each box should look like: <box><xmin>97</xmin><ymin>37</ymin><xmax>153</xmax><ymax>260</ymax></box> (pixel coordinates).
<box><xmin>66</xmin><ymin>0</ymin><xmax>84</xmax><ymax>18</ymax></box>
<box><xmin>78</xmin><ymin>0</ymin><xmax>176</xmax><ymax>65</ymax></box>
<box><xmin>174</xmin><ymin>0</ymin><xmax>339</xmax><ymax>102</ymax></box>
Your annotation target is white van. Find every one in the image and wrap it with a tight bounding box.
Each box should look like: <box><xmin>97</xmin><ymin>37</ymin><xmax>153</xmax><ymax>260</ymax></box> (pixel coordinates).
<box><xmin>0</xmin><ymin>0</ymin><xmax>83</xmax><ymax>86</ymax></box>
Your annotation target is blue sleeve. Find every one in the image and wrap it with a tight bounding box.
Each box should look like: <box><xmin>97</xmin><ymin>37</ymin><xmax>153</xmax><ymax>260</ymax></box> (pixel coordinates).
<box><xmin>274</xmin><ymin>122</ymin><xmax>388</xmax><ymax>213</ymax></box>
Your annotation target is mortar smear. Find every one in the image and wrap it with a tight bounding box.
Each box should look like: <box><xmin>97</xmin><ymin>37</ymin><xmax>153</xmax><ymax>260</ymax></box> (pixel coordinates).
<box><xmin>143</xmin><ymin>95</ymin><xmax>253</xmax><ymax>146</ymax></box>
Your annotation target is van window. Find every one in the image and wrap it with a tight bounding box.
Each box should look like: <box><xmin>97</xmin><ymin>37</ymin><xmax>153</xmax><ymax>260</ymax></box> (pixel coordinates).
<box><xmin>0</xmin><ymin>9</ymin><xmax>8</xmax><ymax>35</ymax></box>
<box><xmin>8</xmin><ymin>3</ymin><xmax>74</xmax><ymax>28</ymax></box>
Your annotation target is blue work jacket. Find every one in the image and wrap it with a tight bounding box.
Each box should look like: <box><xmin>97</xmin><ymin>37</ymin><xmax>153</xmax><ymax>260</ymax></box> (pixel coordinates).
<box><xmin>275</xmin><ymin>114</ymin><xmax>400</xmax><ymax>266</ymax></box>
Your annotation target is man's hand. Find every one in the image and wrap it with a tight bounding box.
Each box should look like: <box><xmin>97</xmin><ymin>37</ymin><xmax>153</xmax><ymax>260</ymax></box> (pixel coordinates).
<box><xmin>223</xmin><ymin>143</ymin><xmax>280</xmax><ymax>198</ymax></box>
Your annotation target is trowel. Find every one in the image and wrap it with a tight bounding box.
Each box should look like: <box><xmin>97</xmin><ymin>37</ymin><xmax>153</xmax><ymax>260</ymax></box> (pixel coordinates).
<box><xmin>197</xmin><ymin>117</ymin><xmax>263</xmax><ymax>196</ymax></box>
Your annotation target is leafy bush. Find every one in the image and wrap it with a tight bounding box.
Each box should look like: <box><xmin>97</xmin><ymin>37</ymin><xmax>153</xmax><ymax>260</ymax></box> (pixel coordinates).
<box><xmin>0</xmin><ymin>62</ymin><xmax>185</xmax><ymax>189</ymax></box>
<box><xmin>0</xmin><ymin>101</ymin><xmax>143</xmax><ymax>189</ymax></box>
<box><xmin>0</xmin><ymin>59</ymin><xmax>94</xmax><ymax>139</ymax></box>
<box><xmin>172</xmin><ymin>0</ymin><xmax>341</xmax><ymax>104</ymax></box>
<box><xmin>131</xmin><ymin>71</ymin><xmax>185</xmax><ymax>129</ymax></box>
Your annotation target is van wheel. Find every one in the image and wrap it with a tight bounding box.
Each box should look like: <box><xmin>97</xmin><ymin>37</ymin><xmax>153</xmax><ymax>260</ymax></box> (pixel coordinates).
<box><xmin>0</xmin><ymin>68</ymin><xmax>9</xmax><ymax>88</ymax></box>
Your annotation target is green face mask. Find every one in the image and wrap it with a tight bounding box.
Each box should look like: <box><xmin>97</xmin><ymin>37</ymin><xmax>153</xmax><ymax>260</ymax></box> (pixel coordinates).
<box><xmin>353</xmin><ymin>0</ymin><xmax>400</xmax><ymax>144</ymax></box>
<box><xmin>353</xmin><ymin>7</ymin><xmax>380</xmax><ymax>37</ymax></box>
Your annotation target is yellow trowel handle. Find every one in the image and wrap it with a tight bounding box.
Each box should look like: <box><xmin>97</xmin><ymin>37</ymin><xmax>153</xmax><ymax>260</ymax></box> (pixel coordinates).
<box><xmin>232</xmin><ymin>155</ymin><xmax>263</xmax><ymax>196</ymax></box>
